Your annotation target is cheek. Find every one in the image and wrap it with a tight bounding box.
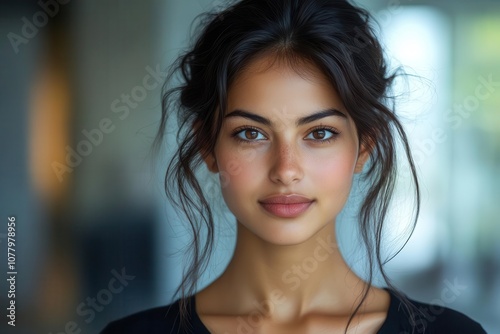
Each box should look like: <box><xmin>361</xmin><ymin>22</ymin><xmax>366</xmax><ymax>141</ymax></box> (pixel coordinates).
<box><xmin>216</xmin><ymin>154</ymin><xmax>263</xmax><ymax>217</ymax></box>
<box><xmin>306</xmin><ymin>149</ymin><xmax>357</xmax><ymax>193</ymax></box>
<box><xmin>216</xmin><ymin>146</ymin><xmax>262</xmax><ymax>195</ymax></box>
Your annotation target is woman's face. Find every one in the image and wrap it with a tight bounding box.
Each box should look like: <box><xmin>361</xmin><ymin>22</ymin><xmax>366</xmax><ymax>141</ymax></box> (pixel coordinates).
<box><xmin>204</xmin><ymin>55</ymin><xmax>368</xmax><ymax>245</ymax></box>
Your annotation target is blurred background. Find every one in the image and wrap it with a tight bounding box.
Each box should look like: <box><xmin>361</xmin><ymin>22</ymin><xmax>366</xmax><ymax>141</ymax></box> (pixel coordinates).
<box><xmin>0</xmin><ymin>0</ymin><xmax>499</xmax><ymax>333</ymax></box>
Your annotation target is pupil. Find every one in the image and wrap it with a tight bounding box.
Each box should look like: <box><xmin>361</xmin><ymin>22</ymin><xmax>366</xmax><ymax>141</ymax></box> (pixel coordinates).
<box><xmin>316</xmin><ymin>130</ymin><xmax>325</xmax><ymax>139</ymax></box>
<box><xmin>246</xmin><ymin>130</ymin><xmax>257</xmax><ymax>139</ymax></box>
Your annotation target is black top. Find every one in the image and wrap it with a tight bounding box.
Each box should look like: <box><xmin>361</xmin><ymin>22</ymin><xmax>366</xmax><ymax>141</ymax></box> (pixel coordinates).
<box><xmin>100</xmin><ymin>288</ymin><xmax>486</xmax><ymax>333</ymax></box>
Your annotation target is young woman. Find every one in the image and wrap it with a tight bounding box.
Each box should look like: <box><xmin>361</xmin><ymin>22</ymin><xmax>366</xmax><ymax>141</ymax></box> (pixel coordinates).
<box><xmin>102</xmin><ymin>0</ymin><xmax>486</xmax><ymax>333</ymax></box>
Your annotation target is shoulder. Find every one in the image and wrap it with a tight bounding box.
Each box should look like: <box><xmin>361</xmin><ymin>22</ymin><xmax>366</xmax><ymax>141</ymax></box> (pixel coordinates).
<box><xmin>100</xmin><ymin>298</ymin><xmax>186</xmax><ymax>334</ymax></box>
<box><xmin>381</xmin><ymin>288</ymin><xmax>487</xmax><ymax>334</ymax></box>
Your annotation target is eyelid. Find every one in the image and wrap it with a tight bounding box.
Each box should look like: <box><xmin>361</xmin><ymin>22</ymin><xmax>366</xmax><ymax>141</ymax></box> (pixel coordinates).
<box><xmin>231</xmin><ymin>125</ymin><xmax>267</xmax><ymax>137</ymax></box>
<box><xmin>305</xmin><ymin>125</ymin><xmax>341</xmax><ymax>143</ymax></box>
<box><xmin>308</xmin><ymin>125</ymin><xmax>341</xmax><ymax>135</ymax></box>
<box><xmin>230</xmin><ymin>125</ymin><xmax>268</xmax><ymax>143</ymax></box>
<box><xmin>230</xmin><ymin>125</ymin><xmax>341</xmax><ymax>144</ymax></box>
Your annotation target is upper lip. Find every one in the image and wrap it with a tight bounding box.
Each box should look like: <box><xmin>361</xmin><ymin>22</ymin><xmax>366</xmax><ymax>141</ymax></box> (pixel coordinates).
<box><xmin>258</xmin><ymin>194</ymin><xmax>314</xmax><ymax>204</ymax></box>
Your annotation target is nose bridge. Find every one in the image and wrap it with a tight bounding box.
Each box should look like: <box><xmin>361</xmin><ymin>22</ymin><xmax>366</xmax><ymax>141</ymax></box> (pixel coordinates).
<box><xmin>269</xmin><ymin>138</ymin><xmax>303</xmax><ymax>184</ymax></box>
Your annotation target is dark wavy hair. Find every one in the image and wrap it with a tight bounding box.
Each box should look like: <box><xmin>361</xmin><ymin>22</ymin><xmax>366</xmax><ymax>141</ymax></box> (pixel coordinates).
<box><xmin>152</xmin><ymin>0</ymin><xmax>421</xmax><ymax>332</ymax></box>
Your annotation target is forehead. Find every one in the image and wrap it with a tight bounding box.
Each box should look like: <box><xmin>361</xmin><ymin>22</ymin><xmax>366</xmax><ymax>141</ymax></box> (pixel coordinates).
<box><xmin>226</xmin><ymin>54</ymin><xmax>346</xmax><ymax>116</ymax></box>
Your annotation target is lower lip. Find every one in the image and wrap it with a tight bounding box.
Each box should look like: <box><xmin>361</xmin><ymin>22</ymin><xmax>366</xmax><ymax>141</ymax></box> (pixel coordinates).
<box><xmin>259</xmin><ymin>201</ymin><xmax>314</xmax><ymax>218</ymax></box>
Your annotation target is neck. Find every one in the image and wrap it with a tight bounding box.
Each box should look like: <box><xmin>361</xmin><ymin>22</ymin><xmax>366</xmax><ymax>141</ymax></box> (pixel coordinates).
<box><xmin>215</xmin><ymin>220</ymin><xmax>367</xmax><ymax>320</ymax></box>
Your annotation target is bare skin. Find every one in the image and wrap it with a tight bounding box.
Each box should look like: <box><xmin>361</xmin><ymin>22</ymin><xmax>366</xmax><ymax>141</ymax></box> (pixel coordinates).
<box><xmin>197</xmin><ymin>54</ymin><xmax>390</xmax><ymax>333</ymax></box>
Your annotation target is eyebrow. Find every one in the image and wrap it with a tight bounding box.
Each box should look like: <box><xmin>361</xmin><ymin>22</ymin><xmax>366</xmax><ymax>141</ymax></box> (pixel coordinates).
<box><xmin>224</xmin><ymin>108</ymin><xmax>347</xmax><ymax>127</ymax></box>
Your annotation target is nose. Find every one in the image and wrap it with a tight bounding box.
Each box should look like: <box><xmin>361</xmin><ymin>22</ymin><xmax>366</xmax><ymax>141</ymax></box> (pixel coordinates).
<box><xmin>269</xmin><ymin>141</ymin><xmax>304</xmax><ymax>185</ymax></box>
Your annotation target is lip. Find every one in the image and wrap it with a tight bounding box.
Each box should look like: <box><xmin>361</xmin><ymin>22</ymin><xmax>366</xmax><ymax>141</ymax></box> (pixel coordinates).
<box><xmin>258</xmin><ymin>194</ymin><xmax>315</xmax><ymax>218</ymax></box>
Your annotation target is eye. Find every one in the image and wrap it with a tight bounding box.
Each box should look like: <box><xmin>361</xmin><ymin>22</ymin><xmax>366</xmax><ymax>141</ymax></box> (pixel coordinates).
<box><xmin>230</xmin><ymin>125</ymin><xmax>340</xmax><ymax>144</ymax></box>
<box><xmin>231</xmin><ymin>126</ymin><xmax>267</xmax><ymax>143</ymax></box>
<box><xmin>305</xmin><ymin>126</ymin><xmax>340</xmax><ymax>143</ymax></box>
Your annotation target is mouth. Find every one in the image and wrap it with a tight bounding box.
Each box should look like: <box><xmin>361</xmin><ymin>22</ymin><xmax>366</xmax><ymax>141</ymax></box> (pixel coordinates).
<box><xmin>258</xmin><ymin>194</ymin><xmax>315</xmax><ymax>218</ymax></box>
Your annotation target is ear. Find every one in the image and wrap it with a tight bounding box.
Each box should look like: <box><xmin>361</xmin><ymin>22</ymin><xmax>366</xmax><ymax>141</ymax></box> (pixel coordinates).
<box><xmin>354</xmin><ymin>140</ymin><xmax>371</xmax><ymax>174</ymax></box>
<box><xmin>193</xmin><ymin>119</ymin><xmax>219</xmax><ymax>173</ymax></box>
<box><xmin>203</xmin><ymin>152</ymin><xmax>219</xmax><ymax>173</ymax></box>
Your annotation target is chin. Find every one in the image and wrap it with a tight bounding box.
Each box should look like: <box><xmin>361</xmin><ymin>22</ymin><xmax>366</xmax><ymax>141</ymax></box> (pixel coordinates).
<box><xmin>237</xmin><ymin>218</ymin><xmax>330</xmax><ymax>246</ymax></box>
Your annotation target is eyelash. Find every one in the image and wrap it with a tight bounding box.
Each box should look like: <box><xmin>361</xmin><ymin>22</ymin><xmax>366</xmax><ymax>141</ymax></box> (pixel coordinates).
<box><xmin>230</xmin><ymin>125</ymin><xmax>341</xmax><ymax>144</ymax></box>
